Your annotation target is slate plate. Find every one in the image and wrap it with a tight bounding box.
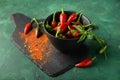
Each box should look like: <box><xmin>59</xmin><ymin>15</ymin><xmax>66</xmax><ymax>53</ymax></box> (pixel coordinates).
<box><xmin>11</xmin><ymin>13</ymin><xmax>88</xmax><ymax>77</ymax></box>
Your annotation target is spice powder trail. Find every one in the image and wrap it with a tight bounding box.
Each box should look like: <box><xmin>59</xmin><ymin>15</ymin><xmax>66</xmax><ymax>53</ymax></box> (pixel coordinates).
<box><xmin>19</xmin><ymin>29</ymin><xmax>51</xmax><ymax>64</ymax></box>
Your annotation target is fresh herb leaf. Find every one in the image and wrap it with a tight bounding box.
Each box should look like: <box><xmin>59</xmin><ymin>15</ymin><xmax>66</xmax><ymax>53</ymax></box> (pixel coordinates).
<box><xmin>77</xmin><ymin>32</ymin><xmax>87</xmax><ymax>43</ymax></box>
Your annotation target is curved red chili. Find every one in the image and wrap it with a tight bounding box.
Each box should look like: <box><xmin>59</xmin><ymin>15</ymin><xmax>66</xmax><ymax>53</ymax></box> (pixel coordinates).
<box><xmin>75</xmin><ymin>56</ymin><xmax>96</xmax><ymax>67</ymax></box>
<box><xmin>24</xmin><ymin>23</ymin><xmax>32</xmax><ymax>34</ymax></box>
<box><xmin>24</xmin><ymin>18</ymin><xmax>35</xmax><ymax>34</ymax></box>
<box><xmin>67</xmin><ymin>13</ymin><xmax>77</xmax><ymax>23</ymax></box>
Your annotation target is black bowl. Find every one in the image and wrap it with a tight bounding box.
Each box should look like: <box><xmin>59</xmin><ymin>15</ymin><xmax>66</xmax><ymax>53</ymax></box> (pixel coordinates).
<box><xmin>44</xmin><ymin>11</ymin><xmax>90</xmax><ymax>54</ymax></box>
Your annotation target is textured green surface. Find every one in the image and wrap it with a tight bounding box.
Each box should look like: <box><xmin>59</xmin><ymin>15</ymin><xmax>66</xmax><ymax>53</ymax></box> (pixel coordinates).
<box><xmin>0</xmin><ymin>0</ymin><xmax>120</xmax><ymax>80</ymax></box>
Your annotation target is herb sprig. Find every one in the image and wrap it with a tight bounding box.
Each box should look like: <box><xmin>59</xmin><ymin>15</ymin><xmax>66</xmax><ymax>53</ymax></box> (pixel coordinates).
<box><xmin>75</xmin><ymin>24</ymin><xmax>107</xmax><ymax>59</ymax></box>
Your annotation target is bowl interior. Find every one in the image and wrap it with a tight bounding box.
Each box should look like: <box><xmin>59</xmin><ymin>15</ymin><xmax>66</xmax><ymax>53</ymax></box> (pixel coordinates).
<box><xmin>44</xmin><ymin>11</ymin><xmax>90</xmax><ymax>40</ymax></box>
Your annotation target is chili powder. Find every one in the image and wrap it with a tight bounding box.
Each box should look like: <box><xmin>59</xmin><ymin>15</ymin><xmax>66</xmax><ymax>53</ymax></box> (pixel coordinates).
<box><xmin>19</xmin><ymin>29</ymin><xmax>52</xmax><ymax>66</ymax></box>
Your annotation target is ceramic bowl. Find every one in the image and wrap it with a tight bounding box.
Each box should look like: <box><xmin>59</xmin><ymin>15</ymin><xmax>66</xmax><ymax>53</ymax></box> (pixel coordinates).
<box><xmin>44</xmin><ymin>11</ymin><xmax>90</xmax><ymax>54</ymax></box>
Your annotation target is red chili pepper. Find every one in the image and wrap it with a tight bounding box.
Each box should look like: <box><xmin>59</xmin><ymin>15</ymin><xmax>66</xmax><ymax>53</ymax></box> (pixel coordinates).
<box><xmin>60</xmin><ymin>8</ymin><xmax>67</xmax><ymax>24</ymax></box>
<box><xmin>55</xmin><ymin>22</ymin><xmax>69</xmax><ymax>37</ymax></box>
<box><xmin>69</xmin><ymin>25</ymin><xmax>76</xmax><ymax>29</ymax></box>
<box><xmin>51</xmin><ymin>12</ymin><xmax>57</xmax><ymax>28</ymax></box>
<box><xmin>24</xmin><ymin>18</ymin><xmax>35</xmax><ymax>34</ymax></box>
<box><xmin>68</xmin><ymin>26</ymin><xmax>80</xmax><ymax>38</ymax></box>
<box><xmin>73</xmin><ymin>13</ymin><xmax>82</xmax><ymax>25</ymax></box>
<box><xmin>75</xmin><ymin>56</ymin><xmax>96</xmax><ymax>67</ymax></box>
<box><xmin>24</xmin><ymin>23</ymin><xmax>32</xmax><ymax>34</ymax></box>
<box><xmin>67</xmin><ymin>13</ymin><xmax>77</xmax><ymax>23</ymax></box>
<box><xmin>72</xmin><ymin>31</ymin><xmax>80</xmax><ymax>38</ymax></box>
<box><xmin>67</xmin><ymin>30</ymin><xmax>72</xmax><ymax>36</ymax></box>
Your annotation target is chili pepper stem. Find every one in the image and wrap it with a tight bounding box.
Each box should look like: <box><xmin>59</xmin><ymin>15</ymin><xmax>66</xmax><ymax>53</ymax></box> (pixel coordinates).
<box><xmin>76</xmin><ymin>13</ymin><xmax>82</xmax><ymax>22</ymax></box>
<box><xmin>68</xmin><ymin>26</ymin><xmax>71</xmax><ymax>30</ymax></box>
<box><xmin>52</xmin><ymin>12</ymin><xmax>56</xmax><ymax>22</ymax></box>
<box><xmin>61</xmin><ymin>8</ymin><xmax>64</xmax><ymax>14</ymax></box>
<box><xmin>85</xmin><ymin>24</ymin><xmax>92</xmax><ymax>27</ymax></box>
<box><xmin>55</xmin><ymin>30</ymin><xmax>61</xmax><ymax>37</ymax></box>
<box><xmin>33</xmin><ymin>18</ymin><xmax>39</xmax><ymax>25</ymax></box>
<box><xmin>30</xmin><ymin>18</ymin><xmax>35</xmax><ymax>24</ymax></box>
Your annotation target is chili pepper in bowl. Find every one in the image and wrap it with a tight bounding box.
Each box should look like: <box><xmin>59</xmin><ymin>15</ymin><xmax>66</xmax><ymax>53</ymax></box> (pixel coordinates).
<box><xmin>55</xmin><ymin>22</ymin><xmax>69</xmax><ymax>37</ymax></box>
<box><xmin>75</xmin><ymin>56</ymin><xmax>96</xmax><ymax>68</ymax></box>
<box><xmin>71</xmin><ymin>13</ymin><xmax>82</xmax><ymax>26</ymax></box>
<box><xmin>51</xmin><ymin>12</ymin><xmax>57</xmax><ymax>28</ymax></box>
<box><xmin>67</xmin><ymin>13</ymin><xmax>77</xmax><ymax>23</ymax></box>
<box><xmin>68</xmin><ymin>26</ymin><xmax>80</xmax><ymax>38</ymax></box>
<box><xmin>60</xmin><ymin>8</ymin><xmax>67</xmax><ymax>24</ymax></box>
<box><xmin>66</xmin><ymin>30</ymin><xmax>72</xmax><ymax>37</ymax></box>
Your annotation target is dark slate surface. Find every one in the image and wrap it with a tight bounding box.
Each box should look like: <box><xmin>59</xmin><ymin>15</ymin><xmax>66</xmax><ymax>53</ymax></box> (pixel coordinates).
<box><xmin>11</xmin><ymin>13</ymin><xmax>88</xmax><ymax>77</ymax></box>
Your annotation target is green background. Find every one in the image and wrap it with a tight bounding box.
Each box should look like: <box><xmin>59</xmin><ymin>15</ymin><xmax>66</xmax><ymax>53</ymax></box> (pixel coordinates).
<box><xmin>0</xmin><ymin>0</ymin><xmax>120</xmax><ymax>80</ymax></box>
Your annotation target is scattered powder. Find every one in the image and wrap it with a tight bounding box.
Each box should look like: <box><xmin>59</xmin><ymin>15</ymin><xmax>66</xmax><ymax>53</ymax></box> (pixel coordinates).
<box><xmin>19</xmin><ymin>29</ymin><xmax>52</xmax><ymax>66</ymax></box>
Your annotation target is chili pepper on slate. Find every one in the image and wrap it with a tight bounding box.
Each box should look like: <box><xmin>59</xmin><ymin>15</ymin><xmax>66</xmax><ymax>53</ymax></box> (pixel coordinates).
<box><xmin>35</xmin><ymin>23</ymin><xmax>43</xmax><ymax>38</ymax></box>
<box><xmin>24</xmin><ymin>23</ymin><xmax>31</xmax><ymax>34</ymax></box>
<box><xmin>67</xmin><ymin>13</ymin><xmax>77</xmax><ymax>23</ymax></box>
<box><xmin>51</xmin><ymin>12</ymin><xmax>57</xmax><ymax>28</ymax></box>
<box><xmin>35</xmin><ymin>25</ymin><xmax>41</xmax><ymax>38</ymax></box>
<box><xmin>24</xmin><ymin>18</ymin><xmax>34</xmax><ymax>34</ymax></box>
<box><xmin>60</xmin><ymin>8</ymin><xmax>67</xmax><ymax>24</ymax></box>
<box><xmin>33</xmin><ymin>18</ymin><xmax>43</xmax><ymax>38</ymax></box>
<box><xmin>75</xmin><ymin>56</ymin><xmax>96</xmax><ymax>68</ymax></box>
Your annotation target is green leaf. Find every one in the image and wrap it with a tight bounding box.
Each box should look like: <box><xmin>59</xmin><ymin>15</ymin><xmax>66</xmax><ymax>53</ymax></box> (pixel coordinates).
<box><xmin>77</xmin><ymin>32</ymin><xmax>87</xmax><ymax>43</ymax></box>
<box><xmin>75</xmin><ymin>26</ymin><xmax>85</xmax><ymax>34</ymax></box>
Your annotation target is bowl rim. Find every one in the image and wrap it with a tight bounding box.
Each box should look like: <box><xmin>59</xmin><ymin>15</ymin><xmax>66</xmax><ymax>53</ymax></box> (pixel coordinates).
<box><xmin>44</xmin><ymin>11</ymin><xmax>91</xmax><ymax>41</ymax></box>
